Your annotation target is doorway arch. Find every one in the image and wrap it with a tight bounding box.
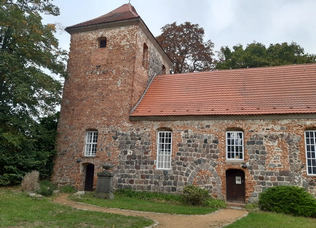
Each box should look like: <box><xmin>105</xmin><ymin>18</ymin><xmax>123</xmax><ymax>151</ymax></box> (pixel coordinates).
<box><xmin>83</xmin><ymin>163</ymin><xmax>94</xmax><ymax>191</ymax></box>
<box><xmin>226</xmin><ymin>169</ymin><xmax>245</xmax><ymax>202</ymax></box>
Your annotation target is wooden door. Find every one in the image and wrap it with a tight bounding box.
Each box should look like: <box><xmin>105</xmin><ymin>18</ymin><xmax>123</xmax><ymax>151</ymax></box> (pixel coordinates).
<box><xmin>84</xmin><ymin>164</ymin><xmax>94</xmax><ymax>191</ymax></box>
<box><xmin>226</xmin><ymin>169</ymin><xmax>245</xmax><ymax>202</ymax></box>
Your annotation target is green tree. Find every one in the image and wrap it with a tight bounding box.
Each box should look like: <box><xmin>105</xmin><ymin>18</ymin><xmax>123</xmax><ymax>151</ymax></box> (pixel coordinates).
<box><xmin>0</xmin><ymin>0</ymin><xmax>65</xmax><ymax>185</ymax></box>
<box><xmin>156</xmin><ymin>22</ymin><xmax>214</xmax><ymax>73</ymax></box>
<box><xmin>216</xmin><ymin>42</ymin><xmax>316</xmax><ymax>69</ymax></box>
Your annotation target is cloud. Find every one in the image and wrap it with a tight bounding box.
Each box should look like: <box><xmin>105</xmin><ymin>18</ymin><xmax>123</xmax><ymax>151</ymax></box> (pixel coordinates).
<box><xmin>43</xmin><ymin>0</ymin><xmax>316</xmax><ymax>54</ymax></box>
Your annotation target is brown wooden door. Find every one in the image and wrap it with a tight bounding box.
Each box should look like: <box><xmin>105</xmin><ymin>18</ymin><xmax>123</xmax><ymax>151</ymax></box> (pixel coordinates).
<box><xmin>226</xmin><ymin>169</ymin><xmax>245</xmax><ymax>202</ymax></box>
<box><xmin>84</xmin><ymin>164</ymin><xmax>94</xmax><ymax>191</ymax></box>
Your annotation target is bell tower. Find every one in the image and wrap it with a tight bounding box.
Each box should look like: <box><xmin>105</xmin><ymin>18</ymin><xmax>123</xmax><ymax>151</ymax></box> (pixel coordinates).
<box><xmin>52</xmin><ymin>4</ymin><xmax>172</xmax><ymax>188</ymax></box>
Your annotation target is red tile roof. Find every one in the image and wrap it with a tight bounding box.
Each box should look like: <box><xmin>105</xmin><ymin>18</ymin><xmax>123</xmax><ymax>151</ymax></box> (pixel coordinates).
<box><xmin>130</xmin><ymin>64</ymin><xmax>316</xmax><ymax>117</ymax></box>
<box><xmin>66</xmin><ymin>4</ymin><xmax>139</xmax><ymax>31</ymax></box>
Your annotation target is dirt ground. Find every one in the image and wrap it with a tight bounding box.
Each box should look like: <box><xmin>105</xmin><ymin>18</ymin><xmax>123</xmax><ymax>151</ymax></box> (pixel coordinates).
<box><xmin>53</xmin><ymin>194</ymin><xmax>247</xmax><ymax>228</ymax></box>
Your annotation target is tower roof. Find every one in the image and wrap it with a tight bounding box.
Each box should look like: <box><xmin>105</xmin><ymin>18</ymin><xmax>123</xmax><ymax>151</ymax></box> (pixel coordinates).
<box><xmin>66</xmin><ymin>4</ymin><xmax>140</xmax><ymax>32</ymax></box>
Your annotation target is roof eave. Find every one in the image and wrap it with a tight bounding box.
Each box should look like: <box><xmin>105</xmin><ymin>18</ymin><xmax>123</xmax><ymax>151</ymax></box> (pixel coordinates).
<box><xmin>129</xmin><ymin>113</ymin><xmax>316</xmax><ymax>121</ymax></box>
<box><xmin>65</xmin><ymin>17</ymin><xmax>141</xmax><ymax>34</ymax></box>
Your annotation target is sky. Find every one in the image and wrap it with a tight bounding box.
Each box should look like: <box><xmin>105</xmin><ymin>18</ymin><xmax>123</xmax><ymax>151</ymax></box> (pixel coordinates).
<box><xmin>44</xmin><ymin>0</ymin><xmax>316</xmax><ymax>55</ymax></box>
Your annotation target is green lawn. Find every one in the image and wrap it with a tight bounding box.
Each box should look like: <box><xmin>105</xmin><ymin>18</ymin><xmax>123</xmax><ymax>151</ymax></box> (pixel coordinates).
<box><xmin>227</xmin><ymin>211</ymin><xmax>316</xmax><ymax>228</ymax></box>
<box><xmin>70</xmin><ymin>191</ymin><xmax>221</xmax><ymax>215</ymax></box>
<box><xmin>0</xmin><ymin>189</ymin><xmax>152</xmax><ymax>228</ymax></box>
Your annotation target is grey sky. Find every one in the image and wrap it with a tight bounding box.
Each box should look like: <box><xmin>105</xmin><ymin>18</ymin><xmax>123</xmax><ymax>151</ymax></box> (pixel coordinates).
<box><xmin>44</xmin><ymin>0</ymin><xmax>316</xmax><ymax>55</ymax></box>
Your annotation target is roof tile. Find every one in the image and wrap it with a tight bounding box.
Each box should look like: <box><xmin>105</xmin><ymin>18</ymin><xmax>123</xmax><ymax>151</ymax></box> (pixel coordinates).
<box><xmin>66</xmin><ymin>4</ymin><xmax>139</xmax><ymax>31</ymax></box>
<box><xmin>131</xmin><ymin>64</ymin><xmax>316</xmax><ymax>117</ymax></box>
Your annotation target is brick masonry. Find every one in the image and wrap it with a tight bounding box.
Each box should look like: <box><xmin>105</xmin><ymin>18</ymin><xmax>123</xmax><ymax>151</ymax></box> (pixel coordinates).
<box><xmin>52</xmin><ymin>19</ymin><xmax>316</xmax><ymax>203</ymax></box>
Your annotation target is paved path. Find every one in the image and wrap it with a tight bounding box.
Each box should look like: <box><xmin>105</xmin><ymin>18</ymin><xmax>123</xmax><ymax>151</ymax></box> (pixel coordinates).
<box><xmin>53</xmin><ymin>194</ymin><xmax>248</xmax><ymax>228</ymax></box>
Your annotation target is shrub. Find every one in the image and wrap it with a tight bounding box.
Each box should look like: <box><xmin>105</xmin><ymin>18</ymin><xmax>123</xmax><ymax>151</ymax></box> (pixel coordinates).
<box><xmin>182</xmin><ymin>185</ymin><xmax>210</xmax><ymax>206</ymax></box>
<box><xmin>245</xmin><ymin>202</ymin><xmax>259</xmax><ymax>212</ymax></box>
<box><xmin>37</xmin><ymin>180</ymin><xmax>57</xmax><ymax>196</ymax></box>
<box><xmin>60</xmin><ymin>185</ymin><xmax>76</xmax><ymax>193</ymax></box>
<box><xmin>21</xmin><ymin>171</ymin><xmax>40</xmax><ymax>192</ymax></box>
<box><xmin>205</xmin><ymin>198</ymin><xmax>226</xmax><ymax>208</ymax></box>
<box><xmin>259</xmin><ymin>186</ymin><xmax>316</xmax><ymax>217</ymax></box>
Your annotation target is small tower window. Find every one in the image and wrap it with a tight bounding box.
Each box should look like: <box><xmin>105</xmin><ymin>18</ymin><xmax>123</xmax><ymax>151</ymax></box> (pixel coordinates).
<box><xmin>99</xmin><ymin>37</ymin><xmax>107</xmax><ymax>48</ymax></box>
<box><xmin>142</xmin><ymin>43</ymin><xmax>148</xmax><ymax>69</ymax></box>
<box><xmin>161</xmin><ymin>65</ymin><xmax>166</xmax><ymax>74</ymax></box>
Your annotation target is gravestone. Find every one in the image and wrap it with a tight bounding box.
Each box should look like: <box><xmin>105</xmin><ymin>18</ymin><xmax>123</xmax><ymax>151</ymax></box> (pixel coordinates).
<box><xmin>96</xmin><ymin>163</ymin><xmax>114</xmax><ymax>199</ymax></box>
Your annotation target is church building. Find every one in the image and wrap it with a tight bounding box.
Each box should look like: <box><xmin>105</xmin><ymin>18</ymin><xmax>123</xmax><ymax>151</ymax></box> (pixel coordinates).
<box><xmin>52</xmin><ymin>3</ymin><xmax>316</xmax><ymax>203</ymax></box>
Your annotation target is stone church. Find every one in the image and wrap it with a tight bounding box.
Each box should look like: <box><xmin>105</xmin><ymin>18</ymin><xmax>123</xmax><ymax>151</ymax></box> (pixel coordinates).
<box><xmin>52</xmin><ymin>3</ymin><xmax>316</xmax><ymax>203</ymax></box>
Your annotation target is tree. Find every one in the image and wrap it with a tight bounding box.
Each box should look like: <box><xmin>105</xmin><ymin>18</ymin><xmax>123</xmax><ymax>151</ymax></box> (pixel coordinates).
<box><xmin>0</xmin><ymin>0</ymin><xmax>66</xmax><ymax>185</ymax></box>
<box><xmin>0</xmin><ymin>113</ymin><xmax>59</xmax><ymax>185</ymax></box>
<box><xmin>216</xmin><ymin>42</ymin><xmax>316</xmax><ymax>69</ymax></box>
<box><xmin>156</xmin><ymin>22</ymin><xmax>214</xmax><ymax>73</ymax></box>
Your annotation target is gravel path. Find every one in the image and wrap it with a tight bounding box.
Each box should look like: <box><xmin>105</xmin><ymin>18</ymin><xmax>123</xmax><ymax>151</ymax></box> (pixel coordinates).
<box><xmin>53</xmin><ymin>194</ymin><xmax>248</xmax><ymax>228</ymax></box>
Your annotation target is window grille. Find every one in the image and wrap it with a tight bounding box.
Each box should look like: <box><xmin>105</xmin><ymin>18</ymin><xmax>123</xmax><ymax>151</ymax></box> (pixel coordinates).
<box><xmin>157</xmin><ymin>131</ymin><xmax>172</xmax><ymax>169</ymax></box>
<box><xmin>305</xmin><ymin>130</ymin><xmax>316</xmax><ymax>175</ymax></box>
<box><xmin>226</xmin><ymin>131</ymin><xmax>244</xmax><ymax>160</ymax></box>
<box><xmin>85</xmin><ymin>131</ymin><xmax>98</xmax><ymax>157</ymax></box>
<box><xmin>99</xmin><ymin>37</ymin><xmax>107</xmax><ymax>48</ymax></box>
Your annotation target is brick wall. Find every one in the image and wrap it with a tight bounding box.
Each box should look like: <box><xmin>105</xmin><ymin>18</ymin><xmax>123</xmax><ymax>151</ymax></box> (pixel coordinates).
<box><xmin>52</xmin><ymin>21</ymin><xmax>172</xmax><ymax>189</ymax></box>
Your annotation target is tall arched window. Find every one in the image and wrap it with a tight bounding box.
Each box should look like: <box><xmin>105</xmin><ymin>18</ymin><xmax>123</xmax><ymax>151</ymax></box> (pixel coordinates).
<box><xmin>226</xmin><ymin>130</ymin><xmax>244</xmax><ymax>160</ymax></box>
<box><xmin>142</xmin><ymin>43</ymin><xmax>148</xmax><ymax>69</ymax></box>
<box><xmin>305</xmin><ymin>130</ymin><xmax>316</xmax><ymax>175</ymax></box>
<box><xmin>156</xmin><ymin>129</ymin><xmax>172</xmax><ymax>169</ymax></box>
<box><xmin>161</xmin><ymin>65</ymin><xmax>166</xmax><ymax>74</ymax></box>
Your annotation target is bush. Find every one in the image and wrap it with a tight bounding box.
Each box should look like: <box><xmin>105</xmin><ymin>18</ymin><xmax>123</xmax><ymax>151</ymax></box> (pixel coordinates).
<box><xmin>259</xmin><ymin>186</ymin><xmax>316</xmax><ymax>217</ymax></box>
<box><xmin>205</xmin><ymin>198</ymin><xmax>226</xmax><ymax>208</ymax></box>
<box><xmin>21</xmin><ymin>171</ymin><xmax>40</xmax><ymax>192</ymax></box>
<box><xmin>60</xmin><ymin>185</ymin><xmax>76</xmax><ymax>193</ymax></box>
<box><xmin>245</xmin><ymin>202</ymin><xmax>259</xmax><ymax>212</ymax></box>
<box><xmin>37</xmin><ymin>180</ymin><xmax>57</xmax><ymax>196</ymax></box>
<box><xmin>182</xmin><ymin>185</ymin><xmax>210</xmax><ymax>206</ymax></box>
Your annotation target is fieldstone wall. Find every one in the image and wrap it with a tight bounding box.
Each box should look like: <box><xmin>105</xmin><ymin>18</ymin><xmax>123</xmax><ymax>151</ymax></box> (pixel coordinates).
<box><xmin>52</xmin><ymin>119</ymin><xmax>314</xmax><ymax>203</ymax></box>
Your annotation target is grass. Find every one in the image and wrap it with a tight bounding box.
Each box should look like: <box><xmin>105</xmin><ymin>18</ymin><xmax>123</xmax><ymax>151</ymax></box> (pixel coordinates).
<box><xmin>70</xmin><ymin>189</ymin><xmax>224</xmax><ymax>215</ymax></box>
<box><xmin>226</xmin><ymin>211</ymin><xmax>316</xmax><ymax>228</ymax></box>
<box><xmin>0</xmin><ymin>189</ymin><xmax>153</xmax><ymax>228</ymax></box>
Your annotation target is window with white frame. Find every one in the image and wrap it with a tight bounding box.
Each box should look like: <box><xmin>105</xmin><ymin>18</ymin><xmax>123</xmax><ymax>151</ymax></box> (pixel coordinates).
<box><xmin>157</xmin><ymin>131</ymin><xmax>172</xmax><ymax>169</ymax></box>
<box><xmin>305</xmin><ymin>130</ymin><xmax>316</xmax><ymax>175</ymax></box>
<box><xmin>226</xmin><ymin>131</ymin><xmax>244</xmax><ymax>160</ymax></box>
<box><xmin>84</xmin><ymin>130</ymin><xmax>98</xmax><ymax>157</ymax></box>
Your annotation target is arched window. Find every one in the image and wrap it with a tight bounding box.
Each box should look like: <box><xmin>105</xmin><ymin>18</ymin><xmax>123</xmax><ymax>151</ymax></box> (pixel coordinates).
<box><xmin>305</xmin><ymin>130</ymin><xmax>316</xmax><ymax>175</ymax></box>
<box><xmin>84</xmin><ymin>130</ymin><xmax>98</xmax><ymax>157</ymax></box>
<box><xmin>226</xmin><ymin>130</ymin><xmax>244</xmax><ymax>160</ymax></box>
<box><xmin>142</xmin><ymin>43</ymin><xmax>148</xmax><ymax>69</ymax></box>
<box><xmin>161</xmin><ymin>65</ymin><xmax>166</xmax><ymax>74</ymax></box>
<box><xmin>156</xmin><ymin>129</ymin><xmax>172</xmax><ymax>169</ymax></box>
<box><xmin>99</xmin><ymin>37</ymin><xmax>107</xmax><ymax>48</ymax></box>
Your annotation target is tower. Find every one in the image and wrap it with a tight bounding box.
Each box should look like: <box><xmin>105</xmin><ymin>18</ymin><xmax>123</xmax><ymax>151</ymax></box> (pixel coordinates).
<box><xmin>52</xmin><ymin>4</ymin><xmax>172</xmax><ymax>189</ymax></box>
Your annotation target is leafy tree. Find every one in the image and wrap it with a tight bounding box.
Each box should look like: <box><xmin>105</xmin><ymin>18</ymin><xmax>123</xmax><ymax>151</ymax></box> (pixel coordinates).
<box><xmin>0</xmin><ymin>113</ymin><xmax>59</xmax><ymax>185</ymax></box>
<box><xmin>0</xmin><ymin>0</ymin><xmax>65</xmax><ymax>185</ymax></box>
<box><xmin>216</xmin><ymin>42</ymin><xmax>316</xmax><ymax>69</ymax></box>
<box><xmin>156</xmin><ymin>22</ymin><xmax>214</xmax><ymax>73</ymax></box>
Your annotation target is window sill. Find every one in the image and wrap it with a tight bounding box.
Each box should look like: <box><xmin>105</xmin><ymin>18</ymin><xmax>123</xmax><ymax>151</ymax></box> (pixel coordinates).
<box><xmin>226</xmin><ymin>159</ymin><xmax>244</xmax><ymax>163</ymax></box>
<box><xmin>83</xmin><ymin>155</ymin><xmax>97</xmax><ymax>158</ymax></box>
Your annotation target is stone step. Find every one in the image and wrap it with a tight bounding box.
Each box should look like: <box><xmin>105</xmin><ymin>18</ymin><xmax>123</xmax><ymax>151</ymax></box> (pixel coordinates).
<box><xmin>227</xmin><ymin>202</ymin><xmax>246</xmax><ymax>210</ymax></box>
